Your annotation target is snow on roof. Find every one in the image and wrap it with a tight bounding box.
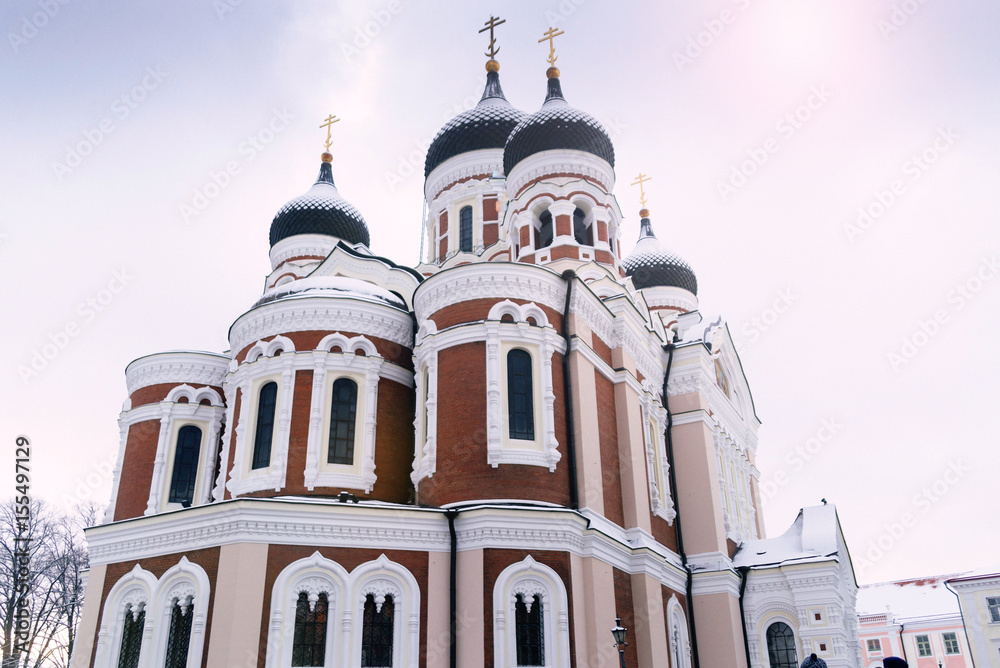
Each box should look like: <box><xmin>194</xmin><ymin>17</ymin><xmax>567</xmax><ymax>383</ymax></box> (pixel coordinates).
<box><xmin>734</xmin><ymin>504</ymin><xmax>840</xmax><ymax>568</ymax></box>
<box><xmin>255</xmin><ymin>275</ymin><xmax>406</xmax><ymax>308</ymax></box>
<box><xmin>946</xmin><ymin>563</ymin><xmax>1000</xmax><ymax>583</ymax></box>
<box><xmin>857</xmin><ymin>575</ymin><xmax>963</xmax><ymax>620</ymax></box>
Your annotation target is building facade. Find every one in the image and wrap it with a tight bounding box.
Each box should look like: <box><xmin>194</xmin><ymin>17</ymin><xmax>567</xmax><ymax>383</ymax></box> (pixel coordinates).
<box><xmin>71</xmin><ymin>34</ymin><xmax>861</xmax><ymax>668</ymax></box>
<box><xmin>947</xmin><ymin>567</ymin><xmax>1000</xmax><ymax>666</ymax></box>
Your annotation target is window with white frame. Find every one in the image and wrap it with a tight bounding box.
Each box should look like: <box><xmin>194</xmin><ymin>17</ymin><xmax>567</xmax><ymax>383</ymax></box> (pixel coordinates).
<box><xmin>641</xmin><ymin>385</ymin><xmax>676</xmax><ymax>524</ymax></box>
<box><xmin>915</xmin><ymin>634</ymin><xmax>932</xmax><ymax>657</ymax></box>
<box><xmin>667</xmin><ymin>597</ymin><xmax>691</xmax><ymax>668</ymax></box>
<box><xmin>251</xmin><ymin>380</ymin><xmax>279</xmax><ymax>470</ymax></box>
<box><xmin>265</xmin><ymin>553</ymin><xmax>419</xmax><ymax>668</ymax></box>
<box><xmin>988</xmin><ymin>596</ymin><xmax>1000</xmax><ymax>623</ymax></box>
<box><xmin>94</xmin><ymin>558</ymin><xmax>210</xmax><ymax>668</ymax></box>
<box><xmin>493</xmin><ymin>556</ymin><xmax>571</xmax><ymax>668</ymax></box>
<box><xmin>485</xmin><ymin>301</ymin><xmax>562</xmax><ymax>471</ymax></box>
<box><xmin>943</xmin><ymin>632</ymin><xmax>960</xmax><ymax>655</ymax></box>
<box><xmin>459</xmin><ymin>205</ymin><xmax>474</xmax><ymax>253</ymax></box>
<box><xmin>168</xmin><ymin>425</ymin><xmax>202</xmax><ymax>506</ymax></box>
<box><xmin>867</xmin><ymin>638</ymin><xmax>882</xmax><ymax>654</ymax></box>
<box><xmin>765</xmin><ymin>622</ymin><xmax>797</xmax><ymax>668</ymax></box>
<box><xmin>410</xmin><ymin>329</ymin><xmax>439</xmax><ymax>486</ymax></box>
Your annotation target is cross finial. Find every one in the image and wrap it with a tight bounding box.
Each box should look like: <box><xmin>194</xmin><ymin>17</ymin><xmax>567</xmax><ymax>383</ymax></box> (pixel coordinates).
<box><xmin>631</xmin><ymin>173</ymin><xmax>652</xmax><ymax>212</ymax></box>
<box><xmin>479</xmin><ymin>15</ymin><xmax>506</xmax><ymax>60</ymax></box>
<box><xmin>538</xmin><ymin>26</ymin><xmax>565</xmax><ymax>66</ymax></box>
<box><xmin>319</xmin><ymin>114</ymin><xmax>340</xmax><ymax>151</ymax></box>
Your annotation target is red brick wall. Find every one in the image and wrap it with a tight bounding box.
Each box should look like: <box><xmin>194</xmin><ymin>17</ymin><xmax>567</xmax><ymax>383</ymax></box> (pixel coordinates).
<box><xmin>592</xmin><ymin>336</ymin><xmax>612</xmax><ymax>368</ymax></box>
<box><xmin>114</xmin><ymin>420</ymin><xmax>159</xmax><ymax>521</ymax></box>
<box><xmin>417</xmin><ymin>342</ymin><xmax>571</xmax><ymax>507</ymax></box>
<box><xmin>130</xmin><ymin>383</ymin><xmax>223</xmax><ymax>408</ymax></box>
<box><xmin>483</xmin><ymin>223</ymin><xmax>499</xmax><ymax>247</ymax></box>
<box><xmin>259</xmin><ymin>545</ymin><xmax>428</xmax><ymax>668</ymax></box>
<box><xmin>482</xmin><ymin>549</ymin><xmax>575</xmax><ymax>668</ymax></box>
<box><xmin>438</xmin><ymin>238</ymin><xmax>447</xmax><ymax>262</ymax></box>
<box><xmin>519</xmin><ymin>225</ymin><xmax>531</xmax><ymax>248</ymax></box>
<box><xmin>483</xmin><ymin>197</ymin><xmax>498</xmax><ymax>222</ymax></box>
<box><xmin>235</xmin><ymin>330</ymin><xmax>412</xmax><ymax>369</ymax></box>
<box><xmin>549</xmin><ymin>245</ymin><xmax>579</xmax><ymax>261</ymax></box>
<box><xmin>613</xmin><ymin>567</ymin><xmax>639</xmax><ymax>668</ymax></box>
<box><xmin>90</xmin><ymin>547</ymin><xmax>221</xmax><ymax>668</ymax></box>
<box><xmin>430</xmin><ymin>298</ymin><xmax>563</xmax><ymax>331</ymax></box>
<box><xmin>222</xmin><ymin>388</ymin><xmax>242</xmax><ymax>501</ymax></box>
<box><xmin>555</xmin><ymin>215</ymin><xmax>571</xmax><ymax>237</ymax></box>
<box><xmin>596</xmin><ymin>371</ymin><xmax>625</xmax><ymax>528</ymax></box>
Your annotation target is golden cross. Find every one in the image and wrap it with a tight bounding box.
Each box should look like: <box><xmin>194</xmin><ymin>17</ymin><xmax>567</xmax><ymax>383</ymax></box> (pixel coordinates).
<box><xmin>479</xmin><ymin>15</ymin><xmax>506</xmax><ymax>59</ymax></box>
<box><xmin>538</xmin><ymin>27</ymin><xmax>565</xmax><ymax>66</ymax></box>
<box><xmin>631</xmin><ymin>173</ymin><xmax>652</xmax><ymax>208</ymax></box>
<box><xmin>319</xmin><ymin>114</ymin><xmax>340</xmax><ymax>151</ymax></box>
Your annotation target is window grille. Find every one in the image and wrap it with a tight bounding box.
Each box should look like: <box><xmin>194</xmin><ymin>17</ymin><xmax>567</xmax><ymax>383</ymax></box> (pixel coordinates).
<box><xmin>361</xmin><ymin>593</ymin><xmax>394</xmax><ymax>667</ymax></box>
<box><xmin>164</xmin><ymin>598</ymin><xmax>193</xmax><ymax>668</ymax></box>
<box><xmin>515</xmin><ymin>594</ymin><xmax>544</xmax><ymax>666</ymax></box>
<box><xmin>765</xmin><ymin>622</ymin><xmax>797</xmax><ymax>668</ymax></box>
<box><xmin>292</xmin><ymin>591</ymin><xmax>328</xmax><ymax>667</ymax></box>
<box><xmin>116</xmin><ymin>605</ymin><xmax>145</xmax><ymax>668</ymax></box>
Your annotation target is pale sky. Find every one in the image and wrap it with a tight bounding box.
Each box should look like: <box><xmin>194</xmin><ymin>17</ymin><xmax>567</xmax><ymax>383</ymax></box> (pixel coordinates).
<box><xmin>2</xmin><ymin>1</ymin><xmax>998</xmax><ymax>585</ymax></box>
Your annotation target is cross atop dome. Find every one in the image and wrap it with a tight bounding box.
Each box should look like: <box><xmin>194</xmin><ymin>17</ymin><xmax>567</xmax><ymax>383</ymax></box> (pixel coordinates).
<box><xmin>538</xmin><ymin>26</ymin><xmax>565</xmax><ymax>78</ymax></box>
<box><xmin>319</xmin><ymin>113</ymin><xmax>340</xmax><ymax>162</ymax></box>
<box><xmin>479</xmin><ymin>15</ymin><xmax>506</xmax><ymax>71</ymax></box>
<box><xmin>631</xmin><ymin>172</ymin><xmax>653</xmax><ymax>217</ymax></box>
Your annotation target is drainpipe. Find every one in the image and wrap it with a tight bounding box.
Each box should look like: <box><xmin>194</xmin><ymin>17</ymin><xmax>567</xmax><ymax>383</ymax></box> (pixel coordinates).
<box><xmin>944</xmin><ymin>581</ymin><xmax>976</xmax><ymax>668</ymax></box>
<box><xmin>446</xmin><ymin>509</ymin><xmax>458</xmax><ymax>668</ymax></box>
<box><xmin>560</xmin><ymin>270</ymin><xmax>580</xmax><ymax>510</ymax></box>
<box><xmin>738</xmin><ymin>566</ymin><xmax>753</xmax><ymax>668</ymax></box>
<box><xmin>898</xmin><ymin>622</ymin><xmax>908</xmax><ymax>665</ymax></box>
<box><xmin>662</xmin><ymin>342</ymin><xmax>700</xmax><ymax>668</ymax></box>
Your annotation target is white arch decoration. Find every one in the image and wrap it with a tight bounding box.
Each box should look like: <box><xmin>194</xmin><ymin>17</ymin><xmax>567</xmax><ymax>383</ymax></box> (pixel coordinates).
<box><xmin>493</xmin><ymin>555</ymin><xmax>571</xmax><ymax>668</ymax></box>
<box><xmin>93</xmin><ymin>558</ymin><xmax>211</xmax><ymax>668</ymax></box>
<box><xmin>165</xmin><ymin>383</ymin><xmax>223</xmax><ymax>407</ymax></box>
<box><xmin>316</xmin><ymin>332</ymin><xmax>378</xmax><ymax>357</ymax></box>
<box><xmin>667</xmin><ymin>594</ymin><xmax>692</xmax><ymax>668</ymax></box>
<box><xmin>245</xmin><ymin>335</ymin><xmax>296</xmax><ymax>364</ymax></box>
<box><xmin>265</xmin><ymin>553</ymin><xmax>420</xmax><ymax>668</ymax></box>
<box><xmin>487</xmin><ymin>299</ymin><xmax>550</xmax><ymax>328</ymax></box>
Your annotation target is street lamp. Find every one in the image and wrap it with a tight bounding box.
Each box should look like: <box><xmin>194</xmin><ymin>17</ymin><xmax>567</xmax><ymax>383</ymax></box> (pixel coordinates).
<box><xmin>611</xmin><ymin>616</ymin><xmax>627</xmax><ymax>668</ymax></box>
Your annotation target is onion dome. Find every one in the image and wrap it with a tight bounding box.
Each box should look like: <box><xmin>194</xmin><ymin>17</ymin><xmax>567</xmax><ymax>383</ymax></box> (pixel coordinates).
<box><xmin>623</xmin><ymin>214</ymin><xmax>698</xmax><ymax>294</ymax></box>
<box><xmin>269</xmin><ymin>155</ymin><xmax>370</xmax><ymax>247</ymax></box>
<box><xmin>424</xmin><ymin>65</ymin><xmax>527</xmax><ymax>177</ymax></box>
<box><xmin>503</xmin><ymin>72</ymin><xmax>615</xmax><ymax>176</ymax></box>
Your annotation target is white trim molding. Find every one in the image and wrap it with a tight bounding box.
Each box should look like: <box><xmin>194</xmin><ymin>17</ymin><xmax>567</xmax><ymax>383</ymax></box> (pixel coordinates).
<box><xmin>410</xmin><ymin>320</ymin><xmax>438</xmax><ymax>486</ymax></box>
<box><xmin>640</xmin><ymin>381</ymin><xmax>676</xmax><ymax>524</ymax></box>
<box><xmin>493</xmin><ymin>555</ymin><xmax>572</xmax><ymax>668</ymax></box>
<box><xmin>125</xmin><ymin>351</ymin><xmax>229</xmax><ymax>397</ymax></box>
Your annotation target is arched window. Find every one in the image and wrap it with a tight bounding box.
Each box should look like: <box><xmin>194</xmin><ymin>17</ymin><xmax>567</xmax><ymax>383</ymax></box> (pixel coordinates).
<box><xmin>328</xmin><ymin>378</ymin><xmax>358</xmax><ymax>465</ymax></box>
<box><xmin>766</xmin><ymin>622</ymin><xmax>798</xmax><ymax>668</ymax></box>
<box><xmin>507</xmin><ymin>350</ymin><xmax>534</xmax><ymax>440</ymax></box>
<box><xmin>252</xmin><ymin>381</ymin><xmax>278</xmax><ymax>470</ymax></box>
<box><xmin>361</xmin><ymin>593</ymin><xmax>394</xmax><ymax>667</ymax></box>
<box><xmin>117</xmin><ymin>604</ymin><xmax>145</xmax><ymax>668</ymax></box>
<box><xmin>459</xmin><ymin>205</ymin><xmax>473</xmax><ymax>252</ymax></box>
<box><xmin>515</xmin><ymin>594</ymin><xmax>544</xmax><ymax>666</ymax></box>
<box><xmin>573</xmin><ymin>207</ymin><xmax>592</xmax><ymax>246</ymax></box>
<box><xmin>537</xmin><ymin>211</ymin><xmax>553</xmax><ymax>249</ymax></box>
<box><xmin>168</xmin><ymin>426</ymin><xmax>201</xmax><ymax>506</ymax></box>
<box><xmin>164</xmin><ymin>598</ymin><xmax>193</xmax><ymax>668</ymax></box>
<box><xmin>292</xmin><ymin>591</ymin><xmax>329</xmax><ymax>667</ymax></box>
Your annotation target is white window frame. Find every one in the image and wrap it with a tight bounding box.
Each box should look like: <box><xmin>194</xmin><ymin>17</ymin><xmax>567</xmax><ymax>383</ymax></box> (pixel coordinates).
<box><xmin>304</xmin><ymin>333</ymin><xmax>383</xmax><ymax>492</ymax></box>
<box><xmin>93</xmin><ymin>558</ymin><xmax>210</xmax><ymax>668</ymax></box>
<box><xmin>485</xmin><ymin>301</ymin><xmax>561</xmax><ymax>471</ymax></box>
<box><xmin>227</xmin><ymin>336</ymin><xmax>297</xmax><ymax>496</ymax></box>
<box><xmin>667</xmin><ymin>595</ymin><xmax>692</xmax><ymax>668</ymax></box>
<box><xmin>942</xmin><ymin>632</ymin><xmax>960</xmax><ymax>655</ymax></box>
<box><xmin>265</xmin><ymin>553</ymin><xmax>420</xmax><ymax>668</ymax></box>
<box><xmin>867</xmin><ymin>638</ymin><xmax>882</xmax><ymax>654</ymax></box>
<box><xmin>492</xmin><ymin>555</ymin><xmax>571</xmax><ymax>668</ymax></box>
<box><xmin>410</xmin><ymin>322</ymin><xmax>438</xmax><ymax>486</ymax></box>
<box><xmin>988</xmin><ymin>596</ymin><xmax>1000</xmax><ymax>623</ymax></box>
<box><xmin>145</xmin><ymin>385</ymin><xmax>225</xmax><ymax>515</ymax></box>
<box><xmin>640</xmin><ymin>382</ymin><xmax>676</xmax><ymax>524</ymax></box>
<box><xmin>915</xmin><ymin>634</ymin><xmax>932</xmax><ymax>657</ymax></box>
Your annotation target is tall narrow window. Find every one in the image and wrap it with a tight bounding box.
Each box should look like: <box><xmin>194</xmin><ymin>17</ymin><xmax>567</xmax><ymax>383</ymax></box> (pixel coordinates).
<box><xmin>573</xmin><ymin>207</ymin><xmax>592</xmax><ymax>246</ymax></box>
<box><xmin>328</xmin><ymin>378</ymin><xmax>358</xmax><ymax>465</ymax></box>
<box><xmin>943</xmin><ymin>632</ymin><xmax>960</xmax><ymax>655</ymax></box>
<box><xmin>168</xmin><ymin>425</ymin><xmax>202</xmax><ymax>505</ymax></box>
<box><xmin>515</xmin><ymin>594</ymin><xmax>544</xmax><ymax>666</ymax></box>
<box><xmin>507</xmin><ymin>350</ymin><xmax>534</xmax><ymax>440</ymax></box>
<box><xmin>252</xmin><ymin>381</ymin><xmax>278</xmax><ymax>470</ymax></box>
<box><xmin>117</xmin><ymin>605</ymin><xmax>145</xmax><ymax>668</ymax></box>
<box><xmin>537</xmin><ymin>211</ymin><xmax>553</xmax><ymax>249</ymax></box>
<box><xmin>988</xmin><ymin>596</ymin><xmax>1000</xmax><ymax>623</ymax></box>
<box><xmin>164</xmin><ymin>599</ymin><xmax>193</xmax><ymax>668</ymax></box>
<box><xmin>361</xmin><ymin>593</ymin><xmax>394</xmax><ymax>667</ymax></box>
<box><xmin>459</xmin><ymin>206</ymin><xmax>473</xmax><ymax>253</ymax></box>
<box><xmin>915</xmin><ymin>635</ymin><xmax>932</xmax><ymax>657</ymax></box>
<box><xmin>292</xmin><ymin>591</ymin><xmax>328</xmax><ymax>667</ymax></box>
<box><xmin>765</xmin><ymin>622</ymin><xmax>797</xmax><ymax>668</ymax></box>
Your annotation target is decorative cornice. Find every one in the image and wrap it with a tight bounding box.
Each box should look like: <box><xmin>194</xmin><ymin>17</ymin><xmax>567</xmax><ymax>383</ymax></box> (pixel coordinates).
<box><xmin>413</xmin><ymin>263</ymin><xmax>567</xmax><ymax>322</ymax></box>
<box><xmin>229</xmin><ymin>296</ymin><xmax>413</xmax><ymax>354</ymax></box>
<box><xmin>268</xmin><ymin>234</ymin><xmax>338</xmax><ymax>271</ymax></box>
<box><xmin>505</xmin><ymin>149</ymin><xmax>615</xmax><ymax>200</ymax></box>
<box><xmin>125</xmin><ymin>351</ymin><xmax>230</xmax><ymax>395</ymax></box>
<box><xmin>425</xmin><ymin>148</ymin><xmax>502</xmax><ymax>203</ymax></box>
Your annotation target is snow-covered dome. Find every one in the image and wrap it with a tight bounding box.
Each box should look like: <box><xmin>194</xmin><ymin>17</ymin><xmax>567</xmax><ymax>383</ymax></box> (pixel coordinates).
<box><xmin>503</xmin><ymin>74</ymin><xmax>615</xmax><ymax>176</ymax></box>
<box><xmin>269</xmin><ymin>158</ymin><xmax>370</xmax><ymax>248</ymax></box>
<box><xmin>424</xmin><ymin>67</ymin><xmax>526</xmax><ymax>178</ymax></box>
<box><xmin>622</xmin><ymin>216</ymin><xmax>698</xmax><ymax>294</ymax></box>
<box><xmin>254</xmin><ymin>275</ymin><xmax>405</xmax><ymax>308</ymax></box>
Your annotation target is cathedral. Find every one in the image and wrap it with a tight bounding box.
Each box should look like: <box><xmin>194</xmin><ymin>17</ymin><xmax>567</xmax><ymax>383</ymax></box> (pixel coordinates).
<box><xmin>71</xmin><ymin>21</ymin><xmax>863</xmax><ymax>668</ymax></box>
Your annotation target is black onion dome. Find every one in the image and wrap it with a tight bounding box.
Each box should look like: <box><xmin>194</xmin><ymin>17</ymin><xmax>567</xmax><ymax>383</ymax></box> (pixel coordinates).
<box><xmin>269</xmin><ymin>161</ymin><xmax>370</xmax><ymax>247</ymax></box>
<box><xmin>623</xmin><ymin>218</ymin><xmax>698</xmax><ymax>295</ymax></box>
<box><xmin>424</xmin><ymin>71</ymin><xmax>527</xmax><ymax>177</ymax></box>
<box><xmin>503</xmin><ymin>76</ymin><xmax>615</xmax><ymax>176</ymax></box>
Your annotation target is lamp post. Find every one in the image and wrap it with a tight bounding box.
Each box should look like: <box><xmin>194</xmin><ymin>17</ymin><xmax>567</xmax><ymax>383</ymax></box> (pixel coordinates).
<box><xmin>611</xmin><ymin>616</ymin><xmax>627</xmax><ymax>668</ymax></box>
